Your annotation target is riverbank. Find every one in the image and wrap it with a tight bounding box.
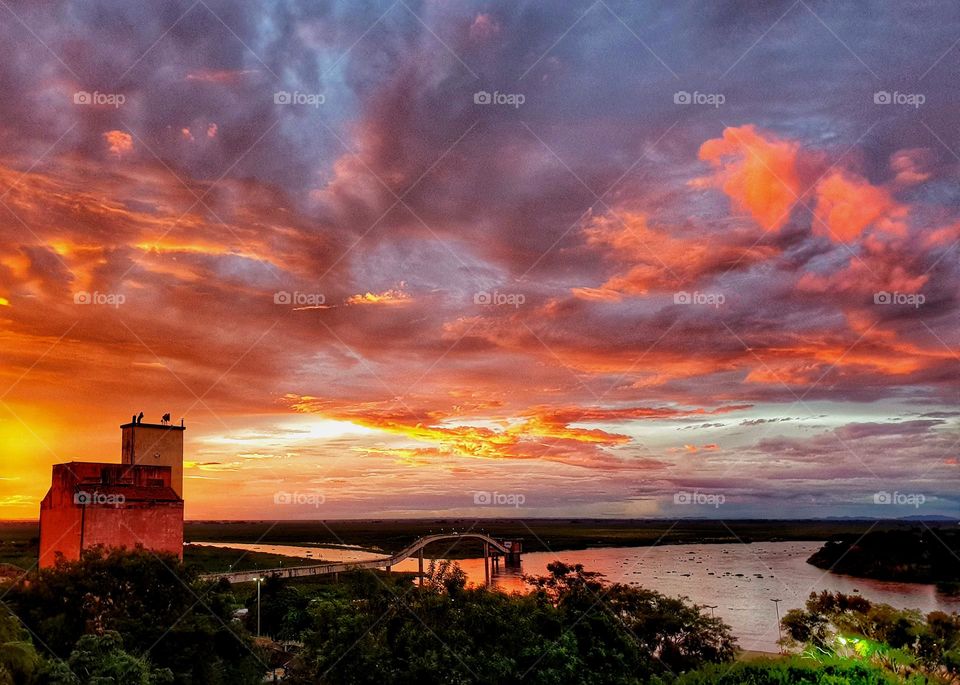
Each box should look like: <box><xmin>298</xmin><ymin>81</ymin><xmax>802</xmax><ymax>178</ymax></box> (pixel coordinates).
<box><xmin>808</xmin><ymin>528</ymin><xmax>960</xmax><ymax>584</ymax></box>
<box><xmin>183</xmin><ymin>518</ymin><xmax>955</xmax><ymax>556</ymax></box>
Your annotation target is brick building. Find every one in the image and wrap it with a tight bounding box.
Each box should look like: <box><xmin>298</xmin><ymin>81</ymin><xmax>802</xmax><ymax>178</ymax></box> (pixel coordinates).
<box><xmin>38</xmin><ymin>418</ymin><xmax>185</xmax><ymax>568</ymax></box>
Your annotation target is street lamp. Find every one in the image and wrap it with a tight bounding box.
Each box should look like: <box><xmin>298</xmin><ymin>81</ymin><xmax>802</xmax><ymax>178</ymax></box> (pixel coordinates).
<box><xmin>703</xmin><ymin>604</ymin><xmax>718</xmax><ymax>617</ymax></box>
<box><xmin>257</xmin><ymin>577</ymin><xmax>265</xmax><ymax>637</ymax></box>
<box><xmin>770</xmin><ymin>598</ymin><xmax>783</xmax><ymax>652</ymax></box>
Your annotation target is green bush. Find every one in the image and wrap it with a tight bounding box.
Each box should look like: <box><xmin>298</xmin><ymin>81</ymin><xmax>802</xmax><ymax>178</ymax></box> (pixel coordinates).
<box><xmin>672</xmin><ymin>656</ymin><xmax>925</xmax><ymax>684</ymax></box>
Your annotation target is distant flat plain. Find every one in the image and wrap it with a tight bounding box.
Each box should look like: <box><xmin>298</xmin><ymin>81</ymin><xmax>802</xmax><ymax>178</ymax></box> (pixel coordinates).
<box><xmin>2</xmin><ymin>518</ymin><xmax>955</xmax><ymax>573</ymax></box>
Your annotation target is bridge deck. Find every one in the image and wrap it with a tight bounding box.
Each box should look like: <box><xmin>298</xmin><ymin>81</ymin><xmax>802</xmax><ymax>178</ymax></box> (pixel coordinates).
<box><xmin>201</xmin><ymin>533</ymin><xmax>516</xmax><ymax>584</ymax></box>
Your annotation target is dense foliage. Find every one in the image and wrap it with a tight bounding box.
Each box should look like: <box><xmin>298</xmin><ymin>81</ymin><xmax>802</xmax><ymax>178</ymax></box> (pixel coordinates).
<box><xmin>8</xmin><ymin>548</ymin><xmax>960</xmax><ymax>684</ymax></box>
<box><xmin>782</xmin><ymin>590</ymin><xmax>960</xmax><ymax>682</ymax></box>
<box><xmin>669</xmin><ymin>656</ymin><xmax>924</xmax><ymax>684</ymax></box>
<box><xmin>0</xmin><ymin>605</ymin><xmax>43</xmax><ymax>685</ymax></box>
<box><xmin>5</xmin><ymin>547</ymin><xmax>263</xmax><ymax>685</ymax></box>
<box><xmin>284</xmin><ymin>560</ymin><xmax>736</xmax><ymax>685</ymax></box>
<box><xmin>808</xmin><ymin>530</ymin><xmax>960</xmax><ymax>583</ymax></box>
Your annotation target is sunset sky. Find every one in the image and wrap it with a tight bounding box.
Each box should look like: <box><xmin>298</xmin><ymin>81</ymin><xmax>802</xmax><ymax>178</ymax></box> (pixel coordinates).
<box><xmin>0</xmin><ymin>1</ymin><xmax>958</xmax><ymax>520</ymax></box>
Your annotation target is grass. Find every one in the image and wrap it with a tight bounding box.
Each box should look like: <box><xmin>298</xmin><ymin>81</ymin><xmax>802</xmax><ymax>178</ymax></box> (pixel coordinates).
<box><xmin>183</xmin><ymin>544</ymin><xmax>315</xmax><ymax>574</ymax></box>
<box><xmin>0</xmin><ymin>522</ymin><xmax>39</xmax><ymax>569</ymax></box>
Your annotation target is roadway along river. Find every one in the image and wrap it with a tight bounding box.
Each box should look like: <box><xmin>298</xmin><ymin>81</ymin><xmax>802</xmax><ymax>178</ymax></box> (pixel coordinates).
<box><xmin>193</xmin><ymin>540</ymin><xmax>960</xmax><ymax>652</ymax></box>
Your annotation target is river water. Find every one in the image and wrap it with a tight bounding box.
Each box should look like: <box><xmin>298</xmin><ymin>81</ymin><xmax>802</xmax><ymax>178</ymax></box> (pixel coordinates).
<box><xmin>193</xmin><ymin>541</ymin><xmax>960</xmax><ymax>652</ymax></box>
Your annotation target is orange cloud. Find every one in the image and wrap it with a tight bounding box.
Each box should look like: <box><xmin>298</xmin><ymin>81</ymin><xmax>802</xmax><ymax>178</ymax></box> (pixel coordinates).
<box><xmin>581</xmin><ymin>211</ymin><xmax>775</xmax><ymax>294</ymax></box>
<box><xmin>696</xmin><ymin>125</ymin><xmax>802</xmax><ymax>231</ymax></box>
<box><xmin>287</xmin><ymin>396</ymin><xmax>748</xmax><ymax>468</ymax></box>
<box><xmin>103</xmin><ymin>130</ymin><xmax>133</xmax><ymax>155</ymax></box>
<box><xmin>673</xmin><ymin>443</ymin><xmax>719</xmax><ymax>454</ymax></box>
<box><xmin>812</xmin><ymin>170</ymin><xmax>906</xmax><ymax>241</ymax></box>
<box><xmin>346</xmin><ymin>287</ymin><xmax>412</xmax><ymax>306</ymax></box>
<box><xmin>796</xmin><ymin>233</ymin><xmax>928</xmax><ymax>297</ymax></box>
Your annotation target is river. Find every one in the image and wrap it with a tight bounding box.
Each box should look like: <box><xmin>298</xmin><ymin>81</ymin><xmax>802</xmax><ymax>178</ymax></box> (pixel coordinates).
<box><xmin>193</xmin><ymin>540</ymin><xmax>960</xmax><ymax>652</ymax></box>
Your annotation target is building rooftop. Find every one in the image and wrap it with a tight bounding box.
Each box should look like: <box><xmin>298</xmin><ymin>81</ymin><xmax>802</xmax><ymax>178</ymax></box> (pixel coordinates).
<box><xmin>119</xmin><ymin>421</ymin><xmax>185</xmax><ymax>430</ymax></box>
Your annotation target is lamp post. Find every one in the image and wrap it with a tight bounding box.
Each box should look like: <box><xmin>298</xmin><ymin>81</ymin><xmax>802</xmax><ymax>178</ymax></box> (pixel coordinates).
<box><xmin>703</xmin><ymin>604</ymin><xmax>717</xmax><ymax>617</ymax></box>
<box><xmin>257</xmin><ymin>577</ymin><xmax>264</xmax><ymax>637</ymax></box>
<box><xmin>770</xmin><ymin>598</ymin><xmax>783</xmax><ymax>652</ymax></box>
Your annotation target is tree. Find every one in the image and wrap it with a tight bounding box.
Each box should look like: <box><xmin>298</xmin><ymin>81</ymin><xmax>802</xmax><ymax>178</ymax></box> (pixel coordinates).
<box><xmin>43</xmin><ymin>632</ymin><xmax>173</xmax><ymax>685</ymax></box>
<box><xmin>288</xmin><ymin>561</ymin><xmax>736</xmax><ymax>685</ymax></box>
<box><xmin>0</xmin><ymin>606</ymin><xmax>42</xmax><ymax>685</ymax></box>
<box><xmin>7</xmin><ymin>547</ymin><xmax>264</xmax><ymax>685</ymax></box>
<box><xmin>781</xmin><ymin>590</ymin><xmax>960</xmax><ymax>682</ymax></box>
<box><xmin>527</xmin><ymin>562</ymin><xmax>737</xmax><ymax>681</ymax></box>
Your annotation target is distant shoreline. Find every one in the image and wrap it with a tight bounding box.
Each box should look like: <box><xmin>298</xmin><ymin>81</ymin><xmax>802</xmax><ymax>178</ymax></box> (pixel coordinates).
<box><xmin>1</xmin><ymin>516</ymin><xmax>958</xmax><ymax>524</ymax></box>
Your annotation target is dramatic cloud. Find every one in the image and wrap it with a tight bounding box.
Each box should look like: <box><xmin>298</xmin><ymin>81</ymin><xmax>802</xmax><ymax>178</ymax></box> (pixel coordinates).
<box><xmin>696</xmin><ymin>124</ymin><xmax>803</xmax><ymax>232</ymax></box>
<box><xmin>0</xmin><ymin>0</ymin><xmax>958</xmax><ymax>518</ymax></box>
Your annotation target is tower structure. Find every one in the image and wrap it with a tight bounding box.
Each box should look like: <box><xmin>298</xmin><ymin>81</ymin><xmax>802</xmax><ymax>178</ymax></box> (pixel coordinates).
<box><xmin>38</xmin><ymin>415</ymin><xmax>185</xmax><ymax>568</ymax></box>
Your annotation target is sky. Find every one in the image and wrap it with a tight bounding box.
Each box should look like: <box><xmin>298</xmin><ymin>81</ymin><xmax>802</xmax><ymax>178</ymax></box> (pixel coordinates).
<box><xmin>0</xmin><ymin>0</ymin><xmax>958</xmax><ymax>520</ymax></box>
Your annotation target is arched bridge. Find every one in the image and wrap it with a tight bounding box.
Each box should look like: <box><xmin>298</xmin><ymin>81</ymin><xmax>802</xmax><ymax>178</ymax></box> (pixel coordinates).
<box><xmin>202</xmin><ymin>533</ymin><xmax>521</xmax><ymax>584</ymax></box>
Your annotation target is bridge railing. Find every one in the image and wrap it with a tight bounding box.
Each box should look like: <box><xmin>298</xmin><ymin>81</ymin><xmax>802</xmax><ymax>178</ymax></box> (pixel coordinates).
<box><xmin>201</xmin><ymin>532</ymin><xmax>520</xmax><ymax>584</ymax></box>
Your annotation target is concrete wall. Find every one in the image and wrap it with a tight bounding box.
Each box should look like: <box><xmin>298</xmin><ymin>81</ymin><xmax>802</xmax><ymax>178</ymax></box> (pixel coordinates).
<box><xmin>39</xmin><ymin>462</ymin><xmax>184</xmax><ymax>568</ymax></box>
<box><xmin>121</xmin><ymin>423</ymin><xmax>184</xmax><ymax>497</ymax></box>
<box><xmin>81</xmin><ymin>502</ymin><xmax>183</xmax><ymax>561</ymax></box>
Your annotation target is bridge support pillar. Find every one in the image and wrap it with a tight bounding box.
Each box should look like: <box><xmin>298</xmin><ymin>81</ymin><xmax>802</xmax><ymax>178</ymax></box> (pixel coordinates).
<box><xmin>483</xmin><ymin>543</ymin><xmax>490</xmax><ymax>586</ymax></box>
